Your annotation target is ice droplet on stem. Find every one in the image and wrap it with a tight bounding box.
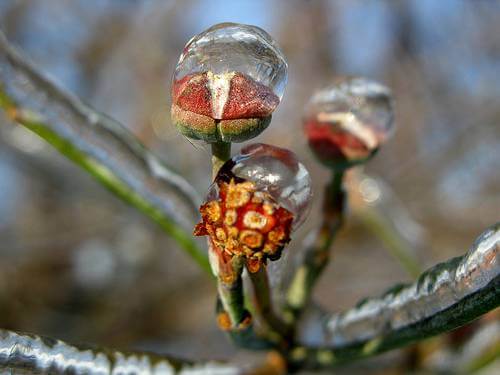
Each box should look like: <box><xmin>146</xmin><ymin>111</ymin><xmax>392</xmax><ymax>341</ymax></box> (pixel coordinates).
<box><xmin>216</xmin><ymin>143</ymin><xmax>313</xmax><ymax>229</ymax></box>
<box><xmin>194</xmin><ymin>144</ymin><xmax>312</xmax><ymax>273</ymax></box>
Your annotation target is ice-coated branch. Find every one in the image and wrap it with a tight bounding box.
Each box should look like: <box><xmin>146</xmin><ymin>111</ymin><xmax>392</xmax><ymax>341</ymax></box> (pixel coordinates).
<box><xmin>286</xmin><ymin>171</ymin><xmax>345</xmax><ymax>319</ymax></box>
<box><xmin>0</xmin><ymin>329</ymin><xmax>248</xmax><ymax>375</ymax></box>
<box><xmin>0</xmin><ymin>31</ymin><xmax>211</xmax><ymax>274</ymax></box>
<box><xmin>248</xmin><ymin>267</ymin><xmax>289</xmax><ymax>341</ymax></box>
<box><xmin>289</xmin><ymin>223</ymin><xmax>499</xmax><ymax>370</ymax></box>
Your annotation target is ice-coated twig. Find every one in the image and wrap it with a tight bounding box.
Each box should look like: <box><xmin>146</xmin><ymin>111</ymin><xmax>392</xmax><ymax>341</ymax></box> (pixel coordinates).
<box><xmin>286</xmin><ymin>171</ymin><xmax>345</xmax><ymax>320</ymax></box>
<box><xmin>0</xmin><ymin>31</ymin><xmax>210</xmax><ymax>274</ymax></box>
<box><xmin>216</xmin><ymin>257</ymin><xmax>249</xmax><ymax>327</ymax></box>
<box><xmin>288</xmin><ymin>223</ymin><xmax>499</xmax><ymax>370</ymax></box>
<box><xmin>0</xmin><ymin>329</ymin><xmax>244</xmax><ymax>375</ymax></box>
<box><xmin>248</xmin><ymin>267</ymin><xmax>290</xmax><ymax>341</ymax></box>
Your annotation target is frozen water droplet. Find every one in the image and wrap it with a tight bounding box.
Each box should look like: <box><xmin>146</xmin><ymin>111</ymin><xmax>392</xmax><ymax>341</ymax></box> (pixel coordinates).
<box><xmin>304</xmin><ymin>77</ymin><xmax>394</xmax><ymax>168</ymax></box>
<box><xmin>215</xmin><ymin>143</ymin><xmax>312</xmax><ymax>229</ymax></box>
<box><xmin>172</xmin><ymin>23</ymin><xmax>287</xmax><ymax>122</ymax></box>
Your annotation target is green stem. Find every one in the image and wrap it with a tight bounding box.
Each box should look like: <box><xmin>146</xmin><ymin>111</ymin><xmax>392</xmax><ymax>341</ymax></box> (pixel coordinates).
<box><xmin>215</xmin><ymin>297</ymin><xmax>275</xmax><ymax>351</ymax></box>
<box><xmin>211</xmin><ymin>141</ymin><xmax>231</xmax><ymax>179</ymax></box>
<box><xmin>248</xmin><ymin>267</ymin><xmax>289</xmax><ymax>342</ymax></box>
<box><xmin>286</xmin><ymin>170</ymin><xmax>345</xmax><ymax>319</ymax></box>
<box><xmin>215</xmin><ymin>256</ymin><xmax>276</xmax><ymax>350</ymax></box>
<box><xmin>357</xmin><ymin>206</ymin><xmax>422</xmax><ymax>278</ymax></box>
<box><xmin>217</xmin><ymin>257</ymin><xmax>247</xmax><ymax>327</ymax></box>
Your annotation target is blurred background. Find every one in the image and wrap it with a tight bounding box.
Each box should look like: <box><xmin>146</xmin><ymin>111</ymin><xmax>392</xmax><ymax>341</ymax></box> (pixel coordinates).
<box><xmin>0</xmin><ymin>0</ymin><xmax>499</xmax><ymax>373</ymax></box>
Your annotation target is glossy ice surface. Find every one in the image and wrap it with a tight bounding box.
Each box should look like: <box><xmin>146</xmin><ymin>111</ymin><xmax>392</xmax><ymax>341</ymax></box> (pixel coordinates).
<box><xmin>196</xmin><ymin>179</ymin><xmax>294</xmax><ymax>273</ymax></box>
<box><xmin>304</xmin><ymin>77</ymin><xmax>394</xmax><ymax>167</ymax></box>
<box><xmin>174</xmin><ymin>23</ymin><xmax>288</xmax><ymax>100</ymax></box>
<box><xmin>0</xmin><ymin>329</ymin><xmax>239</xmax><ymax>375</ymax></box>
<box><xmin>216</xmin><ymin>143</ymin><xmax>312</xmax><ymax>229</ymax></box>
<box><xmin>171</xmin><ymin>23</ymin><xmax>287</xmax><ymax>142</ymax></box>
<box><xmin>299</xmin><ymin>222</ymin><xmax>499</xmax><ymax>348</ymax></box>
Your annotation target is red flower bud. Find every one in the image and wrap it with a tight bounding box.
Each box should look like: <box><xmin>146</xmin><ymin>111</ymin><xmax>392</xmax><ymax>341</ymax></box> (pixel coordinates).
<box><xmin>171</xmin><ymin>23</ymin><xmax>287</xmax><ymax>143</ymax></box>
<box><xmin>194</xmin><ymin>144</ymin><xmax>312</xmax><ymax>274</ymax></box>
<box><xmin>304</xmin><ymin>77</ymin><xmax>394</xmax><ymax>169</ymax></box>
<box><xmin>194</xmin><ymin>179</ymin><xmax>294</xmax><ymax>273</ymax></box>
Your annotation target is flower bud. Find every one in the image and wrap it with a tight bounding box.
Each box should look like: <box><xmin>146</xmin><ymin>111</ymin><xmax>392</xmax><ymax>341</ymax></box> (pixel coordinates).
<box><xmin>171</xmin><ymin>23</ymin><xmax>288</xmax><ymax>142</ymax></box>
<box><xmin>304</xmin><ymin>77</ymin><xmax>394</xmax><ymax>169</ymax></box>
<box><xmin>194</xmin><ymin>144</ymin><xmax>312</xmax><ymax>273</ymax></box>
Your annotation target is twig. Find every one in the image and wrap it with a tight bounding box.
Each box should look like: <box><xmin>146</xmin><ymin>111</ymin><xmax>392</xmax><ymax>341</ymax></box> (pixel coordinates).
<box><xmin>286</xmin><ymin>171</ymin><xmax>345</xmax><ymax>319</ymax></box>
<box><xmin>211</xmin><ymin>141</ymin><xmax>231</xmax><ymax>180</ymax></box>
<box><xmin>248</xmin><ymin>267</ymin><xmax>290</xmax><ymax>342</ymax></box>
<box><xmin>0</xmin><ymin>31</ymin><xmax>211</xmax><ymax>274</ymax></box>
<box><xmin>288</xmin><ymin>223</ymin><xmax>500</xmax><ymax>370</ymax></box>
<box><xmin>217</xmin><ymin>257</ymin><xmax>249</xmax><ymax>327</ymax></box>
<box><xmin>0</xmin><ymin>329</ymin><xmax>243</xmax><ymax>375</ymax></box>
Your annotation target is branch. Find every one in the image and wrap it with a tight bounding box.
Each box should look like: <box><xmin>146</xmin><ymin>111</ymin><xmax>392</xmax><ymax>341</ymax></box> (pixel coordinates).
<box><xmin>286</xmin><ymin>171</ymin><xmax>345</xmax><ymax>318</ymax></box>
<box><xmin>0</xmin><ymin>329</ymin><xmax>248</xmax><ymax>374</ymax></box>
<box><xmin>0</xmin><ymin>31</ymin><xmax>211</xmax><ymax>274</ymax></box>
<box><xmin>248</xmin><ymin>267</ymin><xmax>290</xmax><ymax>341</ymax></box>
<box><xmin>289</xmin><ymin>223</ymin><xmax>500</xmax><ymax>370</ymax></box>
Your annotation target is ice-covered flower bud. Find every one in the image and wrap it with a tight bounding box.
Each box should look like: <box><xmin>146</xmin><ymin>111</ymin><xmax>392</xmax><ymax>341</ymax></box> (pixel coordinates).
<box><xmin>194</xmin><ymin>144</ymin><xmax>312</xmax><ymax>274</ymax></box>
<box><xmin>171</xmin><ymin>23</ymin><xmax>288</xmax><ymax>142</ymax></box>
<box><xmin>304</xmin><ymin>77</ymin><xmax>394</xmax><ymax>169</ymax></box>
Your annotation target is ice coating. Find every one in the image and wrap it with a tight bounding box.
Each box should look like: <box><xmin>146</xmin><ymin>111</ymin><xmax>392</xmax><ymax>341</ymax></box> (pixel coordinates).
<box><xmin>172</xmin><ymin>71</ymin><xmax>280</xmax><ymax>121</ymax></box>
<box><xmin>304</xmin><ymin>77</ymin><xmax>394</xmax><ymax>167</ymax></box>
<box><xmin>197</xmin><ymin>144</ymin><xmax>312</xmax><ymax>272</ymax></box>
<box><xmin>195</xmin><ymin>180</ymin><xmax>295</xmax><ymax>273</ymax></box>
<box><xmin>217</xmin><ymin>143</ymin><xmax>312</xmax><ymax>229</ymax></box>
<box><xmin>298</xmin><ymin>223</ymin><xmax>499</xmax><ymax>348</ymax></box>
<box><xmin>171</xmin><ymin>23</ymin><xmax>287</xmax><ymax>142</ymax></box>
<box><xmin>174</xmin><ymin>23</ymin><xmax>288</xmax><ymax>101</ymax></box>
<box><xmin>0</xmin><ymin>329</ymin><xmax>239</xmax><ymax>374</ymax></box>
